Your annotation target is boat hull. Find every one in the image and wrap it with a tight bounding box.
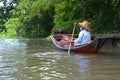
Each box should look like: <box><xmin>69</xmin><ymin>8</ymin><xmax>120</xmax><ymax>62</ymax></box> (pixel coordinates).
<box><xmin>50</xmin><ymin>35</ymin><xmax>109</xmax><ymax>53</ymax></box>
<box><xmin>65</xmin><ymin>48</ymin><xmax>100</xmax><ymax>53</ymax></box>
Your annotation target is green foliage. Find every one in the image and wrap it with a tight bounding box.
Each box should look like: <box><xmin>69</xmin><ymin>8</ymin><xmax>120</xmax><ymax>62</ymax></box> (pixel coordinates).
<box><xmin>0</xmin><ymin>0</ymin><xmax>20</xmax><ymax>37</ymax></box>
<box><xmin>0</xmin><ymin>18</ymin><xmax>21</xmax><ymax>37</ymax></box>
<box><xmin>53</xmin><ymin>0</ymin><xmax>91</xmax><ymax>33</ymax></box>
<box><xmin>0</xmin><ymin>0</ymin><xmax>120</xmax><ymax>38</ymax></box>
<box><xmin>54</xmin><ymin>0</ymin><xmax>120</xmax><ymax>34</ymax></box>
<box><xmin>54</xmin><ymin>0</ymin><xmax>83</xmax><ymax>26</ymax></box>
<box><xmin>85</xmin><ymin>0</ymin><xmax>120</xmax><ymax>34</ymax></box>
<box><xmin>10</xmin><ymin>0</ymin><xmax>58</xmax><ymax>38</ymax></box>
<box><xmin>0</xmin><ymin>0</ymin><xmax>19</xmax><ymax>33</ymax></box>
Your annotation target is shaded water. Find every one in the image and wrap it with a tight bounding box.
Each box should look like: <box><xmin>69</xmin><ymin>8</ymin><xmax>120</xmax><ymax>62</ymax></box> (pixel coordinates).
<box><xmin>0</xmin><ymin>38</ymin><xmax>120</xmax><ymax>80</ymax></box>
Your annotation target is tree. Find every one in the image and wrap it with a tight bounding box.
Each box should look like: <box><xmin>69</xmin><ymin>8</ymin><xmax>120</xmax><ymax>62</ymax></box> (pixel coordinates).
<box><xmin>0</xmin><ymin>0</ymin><xmax>19</xmax><ymax>33</ymax></box>
<box><xmin>11</xmin><ymin>0</ymin><xmax>62</xmax><ymax>37</ymax></box>
<box><xmin>53</xmin><ymin>0</ymin><xmax>120</xmax><ymax>34</ymax></box>
<box><xmin>2</xmin><ymin>0</ymin><xmax>120</xmax><ymax>38</ymax></box>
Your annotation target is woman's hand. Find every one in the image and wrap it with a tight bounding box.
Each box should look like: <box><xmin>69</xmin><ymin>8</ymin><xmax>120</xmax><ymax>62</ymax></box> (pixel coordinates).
<box><xmin>74</xmin><ymin>22</ymin><xmax>78</xmax><ymax>26</ymax></box>
<box><xmin>69</xmin><ymin>37</ymin><xmax>76</xmax><ymax>43</ymax></box>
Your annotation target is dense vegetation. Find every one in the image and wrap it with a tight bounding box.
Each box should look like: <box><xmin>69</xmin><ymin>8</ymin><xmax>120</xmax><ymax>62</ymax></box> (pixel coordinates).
<box><xmin>0</xmin><ymin>0</ymin><xmax>120</xmax><ymax>38</ymax></box>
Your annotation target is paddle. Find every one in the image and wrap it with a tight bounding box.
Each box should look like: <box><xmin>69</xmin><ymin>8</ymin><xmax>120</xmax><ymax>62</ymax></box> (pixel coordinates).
<box><xmin>68</xmin><ymin>25</ymin><xmax>76</xmax><ymax>56</ymax></box>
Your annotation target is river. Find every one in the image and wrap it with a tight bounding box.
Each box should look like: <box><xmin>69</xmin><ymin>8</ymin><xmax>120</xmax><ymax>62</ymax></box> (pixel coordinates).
<box><xmin>0</xmin><ymin>38</ymin><xmax>120</xmax><ymax>80</ymax></box>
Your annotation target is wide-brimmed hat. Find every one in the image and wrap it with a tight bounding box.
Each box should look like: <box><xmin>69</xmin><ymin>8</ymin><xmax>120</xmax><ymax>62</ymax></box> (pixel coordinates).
<box><xmin>77</xmin><ymin>20</ymin><xmax>91</xmax><ymax>31</ymax></box>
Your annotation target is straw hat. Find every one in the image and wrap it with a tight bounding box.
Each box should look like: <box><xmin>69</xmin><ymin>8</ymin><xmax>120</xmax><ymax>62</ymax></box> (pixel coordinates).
<box><xmin>77</xmin><ymin>20</ymin><xmax>91</xmax><ymax>31</ymax></box>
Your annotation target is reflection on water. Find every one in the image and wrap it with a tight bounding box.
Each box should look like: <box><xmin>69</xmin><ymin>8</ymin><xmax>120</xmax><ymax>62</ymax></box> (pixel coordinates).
<box><xmin>73</xmin><ymin>55</ymin><xmax>91</xmax><ymax>80</ymax></box>
<box><xmin>0</xmin><ymin>38</ymin><xmax>120</xmax><ymax>80</ymax></box>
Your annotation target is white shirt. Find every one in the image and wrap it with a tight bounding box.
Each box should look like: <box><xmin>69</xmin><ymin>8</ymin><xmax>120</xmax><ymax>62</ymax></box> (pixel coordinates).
<box><xmin>74</xmin><ymin>29</ymin><xmax>91</xmax><ymax>45</ymax></box>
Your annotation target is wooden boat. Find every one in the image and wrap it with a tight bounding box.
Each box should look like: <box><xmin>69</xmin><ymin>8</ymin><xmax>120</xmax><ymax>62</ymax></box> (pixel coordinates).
<box><xmin>50</xmin><ymin>34</ymin><xmax>111</xmax><ymax>53</ymax></box>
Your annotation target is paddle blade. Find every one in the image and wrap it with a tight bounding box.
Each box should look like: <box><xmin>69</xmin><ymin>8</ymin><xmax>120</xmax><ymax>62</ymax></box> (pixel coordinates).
<box><xmin>68</xmin><ymin>43</ymin><xmax>71</xmax><ymax>56</ymax></box>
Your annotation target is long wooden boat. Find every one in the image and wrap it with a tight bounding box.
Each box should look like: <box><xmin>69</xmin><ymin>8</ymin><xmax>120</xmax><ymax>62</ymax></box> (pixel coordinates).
<box><xmin>50</xmin><ymin>35</ymin><xmax>111</xmax><ymax>53</ymax></box>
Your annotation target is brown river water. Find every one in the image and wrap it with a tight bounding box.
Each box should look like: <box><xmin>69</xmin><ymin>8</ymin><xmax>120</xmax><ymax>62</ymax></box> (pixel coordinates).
<box><xmin>0</xmin><ymin>38</ymin><xmax>120</xmax><ymax>80</ymax></box>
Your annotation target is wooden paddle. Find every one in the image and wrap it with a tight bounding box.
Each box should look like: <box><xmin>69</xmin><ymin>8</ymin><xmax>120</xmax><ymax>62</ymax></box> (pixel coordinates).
<box><xmin>68</xmin><ymin>25</ymin><xmax>76</xmax><ymax>56</ymax></box>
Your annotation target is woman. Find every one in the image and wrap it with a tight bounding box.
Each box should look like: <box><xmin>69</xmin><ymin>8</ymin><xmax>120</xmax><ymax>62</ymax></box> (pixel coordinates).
<box><xmin>74</xmin><ymin>20</ymin><xmax>92</xmax><ymax>45</ymax></box>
